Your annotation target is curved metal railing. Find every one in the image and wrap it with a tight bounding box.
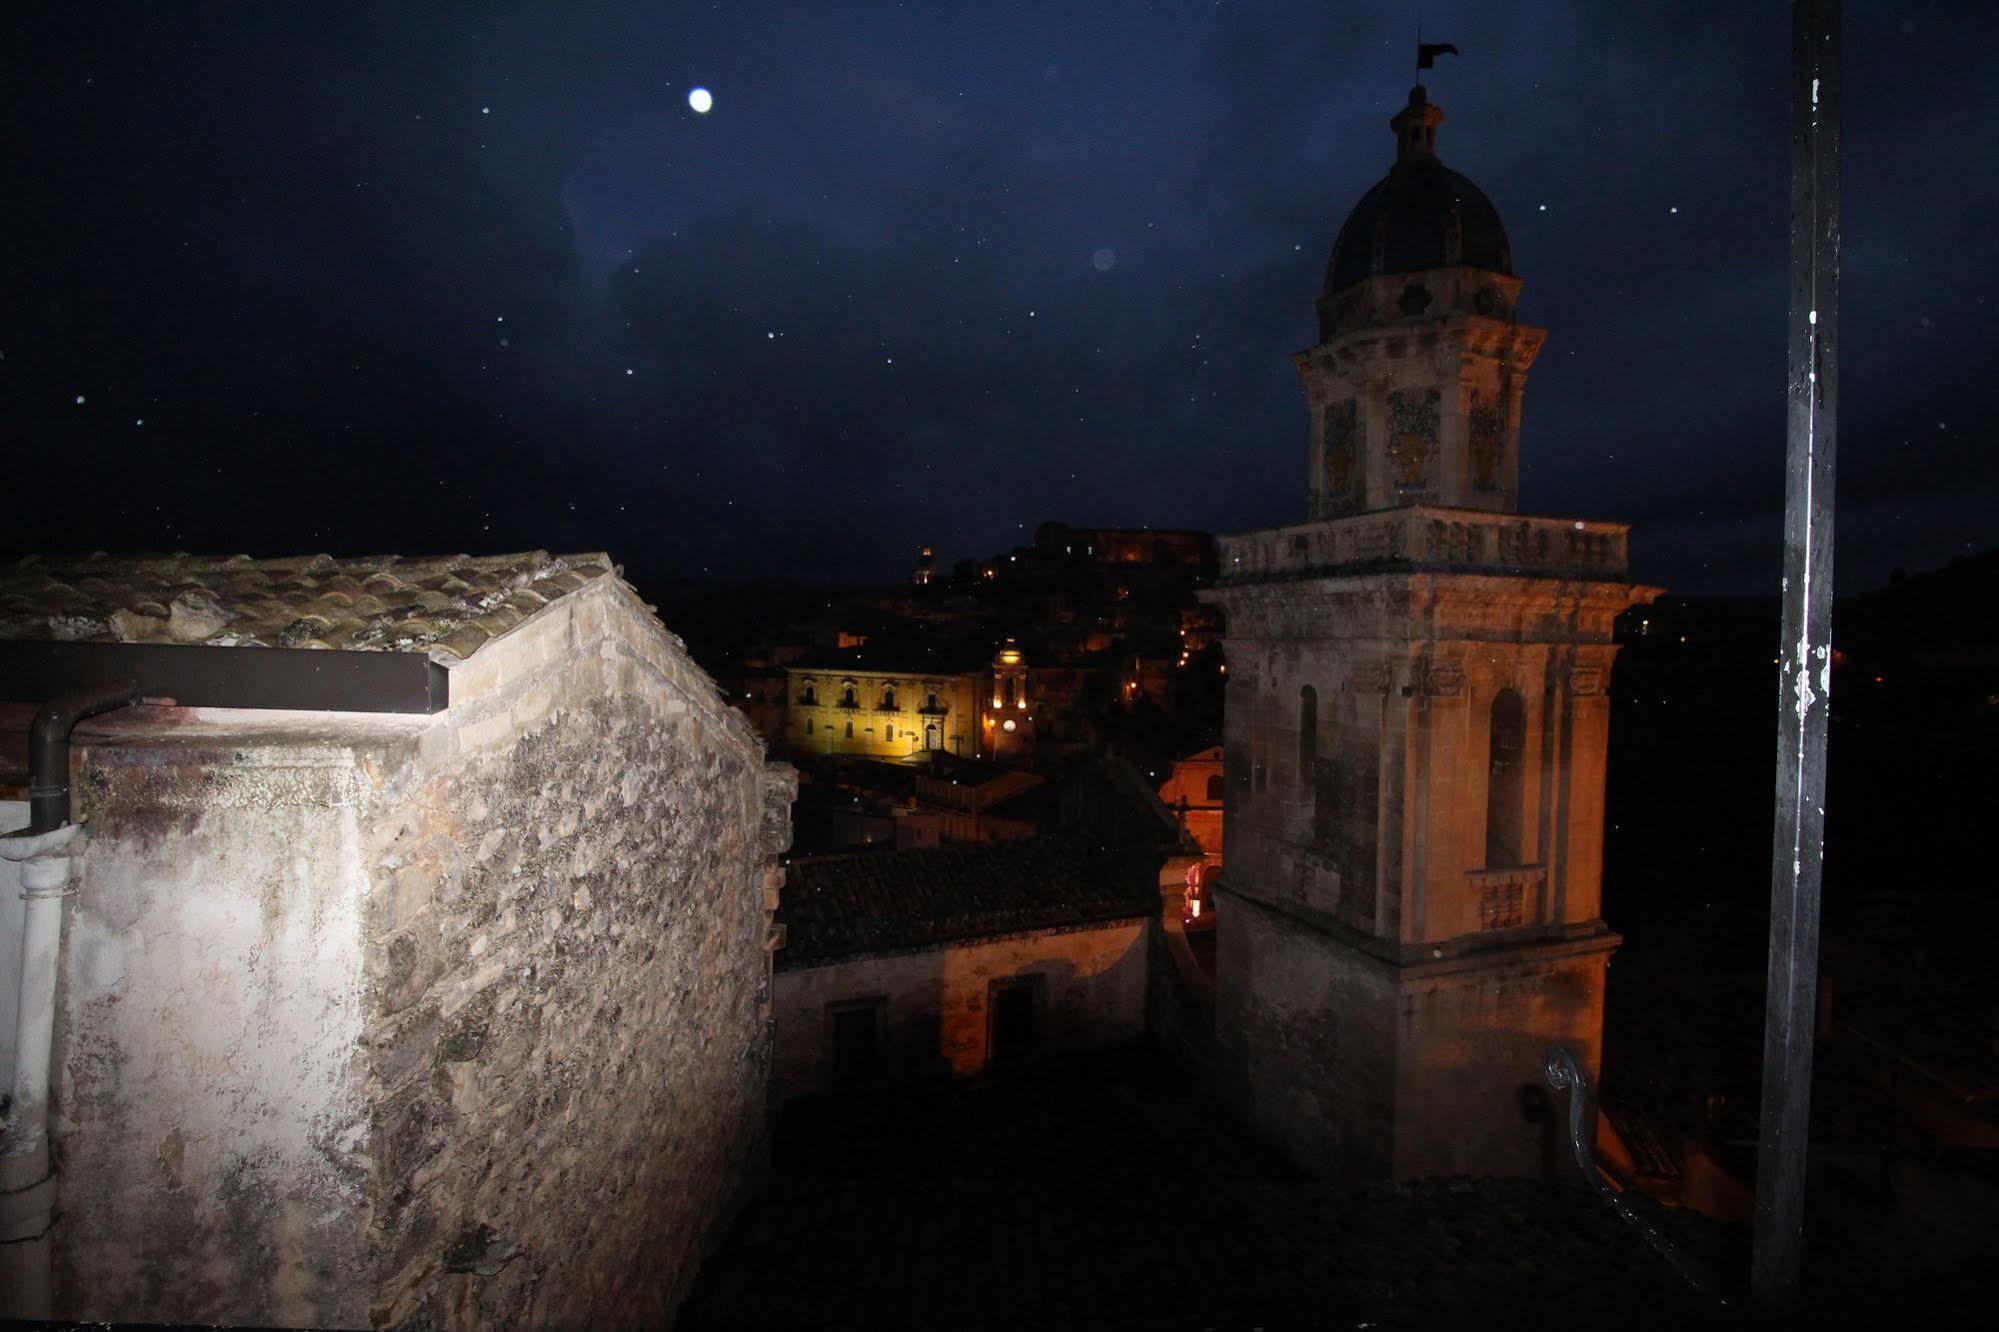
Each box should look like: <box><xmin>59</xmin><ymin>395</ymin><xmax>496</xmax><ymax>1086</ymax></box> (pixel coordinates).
<box><xmin>1544</xmin><ymin>1046</ymin><xmax>1727</xmax><ymax>1303</ymax></box>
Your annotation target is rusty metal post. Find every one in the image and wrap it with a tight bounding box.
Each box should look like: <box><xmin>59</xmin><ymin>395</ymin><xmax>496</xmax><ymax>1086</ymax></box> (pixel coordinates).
<box><xmin>1753</xmin><ymin>0</ymin><xmax>1841</xmax><ymax>1302</ymax></box>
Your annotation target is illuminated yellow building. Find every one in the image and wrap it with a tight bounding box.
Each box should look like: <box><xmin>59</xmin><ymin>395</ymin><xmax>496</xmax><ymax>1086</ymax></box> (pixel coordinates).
<box><xmin>784</xmin><ymin>664</ymin><xmax>982</xmax><ymax>759</ymax></box>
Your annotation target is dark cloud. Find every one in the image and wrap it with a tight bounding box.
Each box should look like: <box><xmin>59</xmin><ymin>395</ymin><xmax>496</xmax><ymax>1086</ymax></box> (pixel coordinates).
<box><xmin>3</xmin><ymin>2</ymin><xmax>1992</xmax><ymax>593</ymax></box>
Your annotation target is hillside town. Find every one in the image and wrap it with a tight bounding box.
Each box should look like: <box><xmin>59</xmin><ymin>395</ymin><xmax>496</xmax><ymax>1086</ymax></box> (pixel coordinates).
<box><xmin>4</xmin><ymin>7</ymin><xmax>1995</xmax><ymax>1328</ymax></box>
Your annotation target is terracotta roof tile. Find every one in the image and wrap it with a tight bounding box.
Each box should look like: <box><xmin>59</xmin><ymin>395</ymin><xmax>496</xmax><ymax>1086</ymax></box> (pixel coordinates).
<box><xmin>0</xmin><ymin>550</ymin><xmax>617</xmax><ymax>663</ymax></box>
<box><xmin>775</xmin><ymin>835</ymin><xmax>1156</xmax><ymax>970</ymax></box>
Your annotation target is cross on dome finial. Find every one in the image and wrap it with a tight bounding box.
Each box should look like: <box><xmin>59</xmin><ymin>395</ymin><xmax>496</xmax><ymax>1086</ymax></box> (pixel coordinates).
<box><xmin>1391</xmin><ymin>85</ymin><xmax>1444</xmax><ymax>162</ymax></box>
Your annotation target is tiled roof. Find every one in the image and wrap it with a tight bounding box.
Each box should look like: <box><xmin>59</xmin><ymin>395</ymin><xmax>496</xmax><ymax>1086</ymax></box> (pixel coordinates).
<box><xmin>776</xmin><ymin>835</ymin><xmax>1155</xmax><ymax>969</ymax></box>
<box><xmin>0</xmin><ymin>551</ymin><xmax>615</xmax><ymax>663</ymax></box>
<box><xmin>679</xmin><ymin>1046</ymin><xmax>1749</xmax><ymax>1330</ymax></box>
<box><xmin>922</xmin><ymin>755</ymin><xmax>1026</xmax><ymax>788</ymax></box>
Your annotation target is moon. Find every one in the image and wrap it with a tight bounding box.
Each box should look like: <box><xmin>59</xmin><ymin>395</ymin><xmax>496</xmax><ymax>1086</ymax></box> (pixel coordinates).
<box><xmin>687</xmin><ymin>87</ymin><xmax>713</xmax><ymax>114</ymax></box>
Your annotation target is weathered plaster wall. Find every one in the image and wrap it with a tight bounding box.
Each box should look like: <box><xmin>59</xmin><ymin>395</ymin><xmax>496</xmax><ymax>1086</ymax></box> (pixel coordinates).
<box><xmin>362</xmin><ymin>579</ymin><xmax>790</xmax><ymax>1330</ymax></box>
<box><xmin>769</xmin><ymin>919</ymin><xmax>1148</xmax><ymax>1101</ymax></box>
<box><xmin>56</xmin><ymin>719</ymin><xmax>416</xmax><ymax>1327</ymax></box>
<box><xmin>39</xmin><ymin>577</ymin><xmax>792</xmax><ymax>1329</ymax></box>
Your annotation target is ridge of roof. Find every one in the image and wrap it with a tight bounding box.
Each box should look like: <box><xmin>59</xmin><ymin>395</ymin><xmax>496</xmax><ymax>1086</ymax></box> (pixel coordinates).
<box><xmin>0</xmin><ymin>550</ymin><xmax>617</xmax><ymax>663</ymax></box>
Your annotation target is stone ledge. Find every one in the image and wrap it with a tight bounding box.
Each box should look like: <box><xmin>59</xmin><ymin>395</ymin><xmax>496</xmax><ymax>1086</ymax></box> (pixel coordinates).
<box><xmin>1215</xmin><ymin>505</ymin><xmax>1633</xmax><ymax>585</ymax></box>
<box><xmin>1214</xmin><ymin>878</ymin><xmax>1618</xmax><ymax>978</ymax></box>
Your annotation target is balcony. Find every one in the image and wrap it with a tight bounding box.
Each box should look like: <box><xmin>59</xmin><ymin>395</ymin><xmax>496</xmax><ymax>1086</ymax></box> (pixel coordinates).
<box><xmin>1466</xmin><ymin>864</ymin><xmax>1547</xmax><ymax>930</ymax></box>
<box><xmin>1216</xmin><ymin>506</ymin><xmax>1630</xmax><ymax>586</ymax></box>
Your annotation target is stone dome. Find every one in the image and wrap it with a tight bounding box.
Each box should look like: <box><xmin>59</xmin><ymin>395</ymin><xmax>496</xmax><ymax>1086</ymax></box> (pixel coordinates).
<box><xmin>1322</xmin><ymin>87</ymin><xmax>1514</xmax><ymax>298</ymax></box>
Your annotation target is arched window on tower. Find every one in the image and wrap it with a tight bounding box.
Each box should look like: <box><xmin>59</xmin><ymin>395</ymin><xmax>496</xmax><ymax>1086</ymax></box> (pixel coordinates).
<box><xmin>1486</xmin><ymin>689</ymin><xmax>1527</xmax><ymax>868</ymax></box>
<box><xmin>1299</xmin><ymin>685</ymin><xmax>1318</xmax><ymax>776</ymax></box>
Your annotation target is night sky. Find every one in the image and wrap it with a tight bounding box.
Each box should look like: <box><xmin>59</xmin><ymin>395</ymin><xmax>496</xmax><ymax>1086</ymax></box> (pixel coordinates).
<box><xmin>6</xmin><ymin>3</ymin><xmax>1994</xmax><ymax>594</ymax></box>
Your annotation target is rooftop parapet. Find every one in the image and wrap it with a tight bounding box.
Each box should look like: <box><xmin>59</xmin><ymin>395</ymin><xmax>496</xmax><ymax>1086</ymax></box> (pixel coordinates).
<box><xmin>1215</xmin><ymin>505</ymin><xmax>1630</xmax><ymax>586</ymax></box>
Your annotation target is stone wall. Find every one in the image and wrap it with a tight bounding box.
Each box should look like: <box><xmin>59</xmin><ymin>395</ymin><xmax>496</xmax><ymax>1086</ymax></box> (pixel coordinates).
<box><xmin>769</xmin><ymin>920</ymin><xmax>1149</xmax><ymax>1101</ymax></box>
<box><xmin>1211</xmin><ymin>890</ymin><xmax>1396</xmax><ymax>1179</ymax></box>
<box><xmin>1212</xmin><ymin>886</ymin><xmax>1614</xmax><ymax>1182</ymax></box>
<box><xmin>362</xmin><ymin>579</ymin><xmax>788</xmax><ymax>1329</ymax></box>
<box><xmin>43</xmin><ymin>577</ymin><xmax>792</xmax><ymax>1328</ymax></box>
<box><xmin>1392</xmin><ymin>945</ymin><xmax>1611</xmax><ymax>1178</ymax></box>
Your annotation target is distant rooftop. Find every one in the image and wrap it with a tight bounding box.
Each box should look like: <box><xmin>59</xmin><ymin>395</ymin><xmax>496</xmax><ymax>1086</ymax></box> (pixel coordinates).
<box><xmin>919</xmin><ymin>754</ymin><xmax>1026</xmax><ymax>788</ymax></box>
<box><xmin>789</xmin><ymin>639</ymin><xmax>996</xmax><ymax>677</ymax></box>
<box><xmin>0</xmin><ymin>551</ymin><xmax>615</xmax><ymax>663</ymax></box>
<box><xmin>776</xmin><ymin>835</ymin><xmax>1155</xmax><ymax>969</ymax></box>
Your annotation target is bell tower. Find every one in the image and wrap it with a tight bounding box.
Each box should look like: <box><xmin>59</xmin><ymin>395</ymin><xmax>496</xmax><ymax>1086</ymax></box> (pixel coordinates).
<box><xmin>1301</xmin><ymin>86</ymin><xmax>1545</xmax><ymax>520</ymax></box>
<box><xmin>1203</xmin><ymin>85</ymin><xmax>1660</xmax><ymax>1181</ymax></box>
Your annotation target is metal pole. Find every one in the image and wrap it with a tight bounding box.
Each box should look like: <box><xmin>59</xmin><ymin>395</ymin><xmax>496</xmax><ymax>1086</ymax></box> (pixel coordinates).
<box><xmin>1753</xmin><ymin>0</ymin><xmax>1841</xmax><ymax>1302</ymax></box>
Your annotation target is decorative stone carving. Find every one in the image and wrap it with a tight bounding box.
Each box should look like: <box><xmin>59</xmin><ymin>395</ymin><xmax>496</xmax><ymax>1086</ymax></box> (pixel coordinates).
<box><xmin>1569</xmin><ymin>665</ymin><xmax>1604</xmax><ymax>697</ymax></box>
<box><xmin>1347</xmin><ymin>663</ymin><xmax>1393</xmax><ymax>695</ymax></box>
<box><xmin>1386</xmin><ymin>388</ymin><xmax>1440</xmax><ymax>490</ymax></box>
<box><xmin>1419</xmin><ymin>659</ymin><xmax>1465</xmax><ymax>697</ymax></box>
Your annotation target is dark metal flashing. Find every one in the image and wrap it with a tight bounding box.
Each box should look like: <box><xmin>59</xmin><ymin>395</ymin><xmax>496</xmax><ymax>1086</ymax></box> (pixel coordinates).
<box><xmin>0</xmin><ymin>641</ymin><xmax>450</xmax><ymax>715</ymax></box>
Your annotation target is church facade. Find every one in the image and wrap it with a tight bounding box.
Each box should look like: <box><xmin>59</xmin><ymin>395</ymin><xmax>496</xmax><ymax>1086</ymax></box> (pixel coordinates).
<box><xmin>1204</xmin><ymin>85</ymin><xmax>1659</xmax><ymax>1180</ymax></box>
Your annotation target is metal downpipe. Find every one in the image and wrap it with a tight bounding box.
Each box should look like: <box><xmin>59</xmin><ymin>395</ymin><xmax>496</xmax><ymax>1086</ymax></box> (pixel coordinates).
<box><xmin>2</xmin><ymin>680</ymin><xmax>136</xmax><ymax>1319</ymax></box>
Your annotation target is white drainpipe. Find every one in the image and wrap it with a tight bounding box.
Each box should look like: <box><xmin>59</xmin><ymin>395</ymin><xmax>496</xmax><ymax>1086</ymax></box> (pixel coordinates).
<box><xmin>0</xmin><ymin>822</ymin><xmax>81</xmax><ymax>1321</ymax></box>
